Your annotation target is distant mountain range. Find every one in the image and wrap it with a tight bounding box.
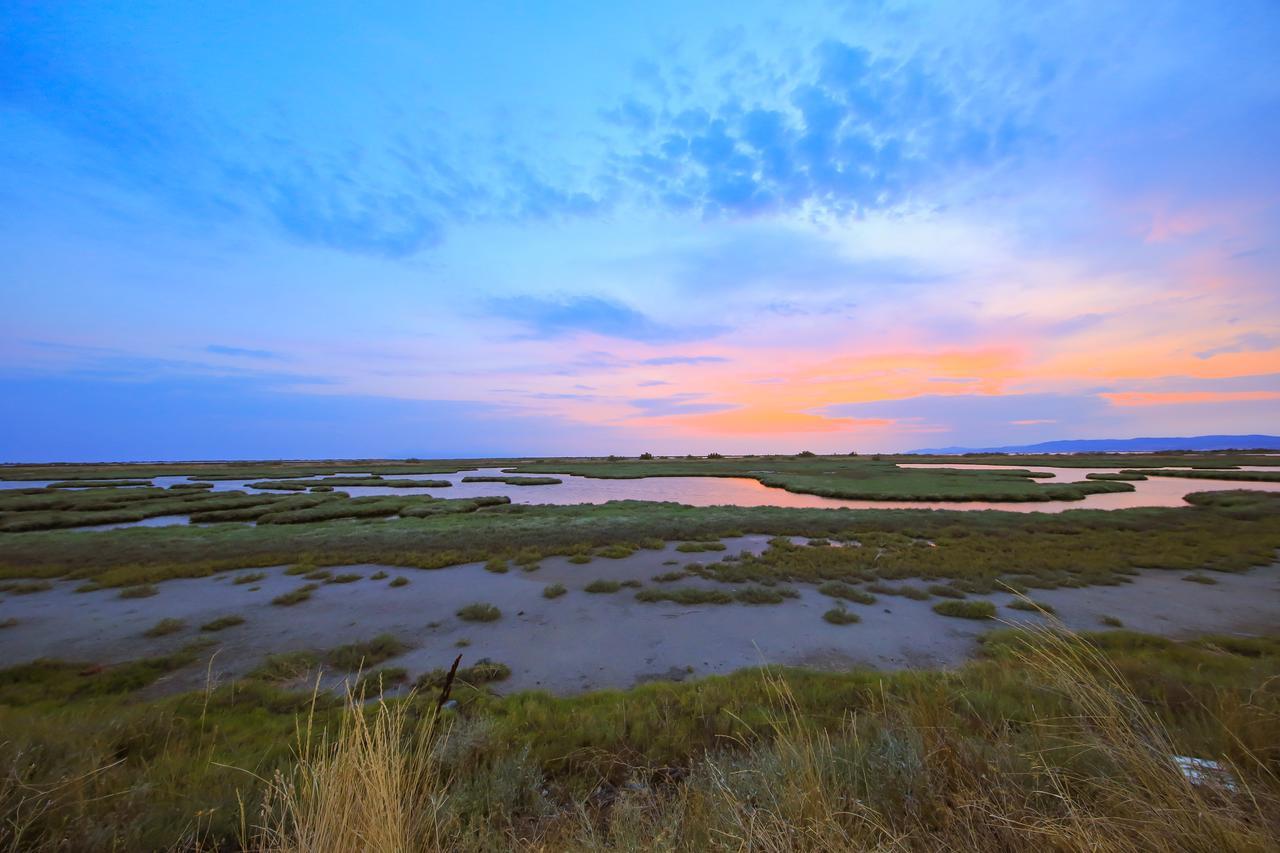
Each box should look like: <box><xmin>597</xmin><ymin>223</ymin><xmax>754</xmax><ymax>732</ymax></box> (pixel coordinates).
<box><xmin>908</xmin><ymin>435</ymin><xmax>1280</xmax><ymax>455</ymax></box>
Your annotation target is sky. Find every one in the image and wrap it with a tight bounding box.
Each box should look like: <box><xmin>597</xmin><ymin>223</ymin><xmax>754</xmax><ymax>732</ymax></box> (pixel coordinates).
<box><xmin>2</xmin><ymin>1</ymin><xmax>1278</xmax><ymax>461</ymax></box>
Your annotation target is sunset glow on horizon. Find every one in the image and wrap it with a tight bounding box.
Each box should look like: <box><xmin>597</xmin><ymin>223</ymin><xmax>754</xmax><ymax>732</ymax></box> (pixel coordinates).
<box><xmin>2</xmin><ymin>2</ymin><xmax>1277</xmax><ymax>460</ymax></box>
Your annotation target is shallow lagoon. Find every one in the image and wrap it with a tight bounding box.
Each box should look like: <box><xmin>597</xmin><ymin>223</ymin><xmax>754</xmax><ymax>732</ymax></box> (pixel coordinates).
<box><xmin>6</xmin><ymin>464</ymin><xmax>1280</xmax><ymax>531</ymax></box>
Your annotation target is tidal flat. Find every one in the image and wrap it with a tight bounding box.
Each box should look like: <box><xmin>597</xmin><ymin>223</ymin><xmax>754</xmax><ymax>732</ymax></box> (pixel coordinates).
<box><xmin>3</xmin><ymin>535</ymin><xmax>1280</xmax><ymax>696</ymax></box>
<box><xmin>3</xmin><ymin>452</ymin><xmax>1280</xmax><ymax>850</ymax></box>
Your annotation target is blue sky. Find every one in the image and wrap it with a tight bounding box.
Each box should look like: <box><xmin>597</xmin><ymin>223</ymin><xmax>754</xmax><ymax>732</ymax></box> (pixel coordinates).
<box><xmin>2</xmin><ymin>1</ymin><xmax>1278</xmax><ymax>460</ymax></box>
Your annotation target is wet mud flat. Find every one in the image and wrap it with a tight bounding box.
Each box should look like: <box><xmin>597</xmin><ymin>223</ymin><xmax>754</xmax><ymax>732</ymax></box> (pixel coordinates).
<box><xmin>3</xmin><ymin>535</ymin><xmax>1279</xmax><ymax>696</ymax></box>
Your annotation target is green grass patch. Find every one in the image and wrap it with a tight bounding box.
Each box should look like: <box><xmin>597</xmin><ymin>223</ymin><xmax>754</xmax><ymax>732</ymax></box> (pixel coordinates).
<box><xmin>324</xmin><ymin>634</ymin><xmax>411</xmax><ymax>670</ymax></box>
<box><xmin>271</xmin><ymin>583</ymin><xmax>319</xmax><ymax>606</ymax></box>
<box><xmin>1007</xmin><ymin>599</ymin><xmax>1056</xmax><ymax>615</ymax></box>
<box><xmin>933</xmin><ymin>600</ymin><xmax>996</xmax><ymax>620</ymax></box>
<box><xmin>543</xmin><ymin>583</ymin><xmax>567</xmax><ymax>599</ymax></box>
<box><xmin>389</xmin><ymin>576</ymin><xmax>409</xmax><ymax>587</ymax></box>
<box><xmin>355</xmin><ymin>667</ymin><xmax>408</xmax><ymax>695</ymax></box>
<box><xmin>460</xmin><ymin>475</ymin><xmax>562</xmax><ymax>486</ymax></box>
<box><xmin>232</xmin><ymin>571</ymin><xmax>266</xmax><ymax>585</ymax></box>
<box><xmin>584</xmin><ymin>579</ymin><xmax>621</xmax><ymax>594</ymax></box>
<box><xmin>1182</xmin><ymin>573</ymin><xmax>1218</xmax><ymax>585</ymax></box>
<box><xmin>823</xmin><ymin>606</ymin><xmax>860</xmax><ymax>624</ymax></box>
<box><xmin>676</xmin><ymin>541</ymin><xmax>727</xmax><ymax>553</ymax></box>
<box><xmin>457</xmin><ymin>603</ymin><xmax>501</xmax><ymax>622</ymax></box>
<box><xmin>248</xmin><ymin>650</ymin><xmax>320</xmax><ymax>682</ymax></box>
<box><xmin>199</xmin><ymin>615</ymin><xmax>245</xmax><ymax>632</ymax></box>
<box><xmin>635</xmin><ymin>587</ymin><xmax>733</xmax><ymax>605</ymax></box>
<box><xmin>119</xmin><ymin>584</ymin><xmax>158</xmax><ymax>599</ymax></box>
<box><xmin>866</xmin><ymin>582</ymin><xmax>931</xmax><ymax>600</ymax></box>
<box><xmin>817</xmin><ymin>581</ymin><xmax>875</xmax><ymax>604</ymax></box>
<box><xmin>2</xmin><ymin>579</ymin><xmax>53</xmax><ymax>595</ymax></box>
<box><xmin>143</xmin><ymin>618</ymin><xmax>184</xmax><ymax>638</ymax></box>
<box><xmin>416</xmin><ymin>658</ymin><xmax>511</xmax><ymax>690</ymax></box>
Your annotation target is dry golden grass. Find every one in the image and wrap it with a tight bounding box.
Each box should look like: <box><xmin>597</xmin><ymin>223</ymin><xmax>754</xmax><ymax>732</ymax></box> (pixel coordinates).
<box><xmin>238</xmin><ymin>623</ymin><xmax>1280</xmax><ymax>852</ymax></box>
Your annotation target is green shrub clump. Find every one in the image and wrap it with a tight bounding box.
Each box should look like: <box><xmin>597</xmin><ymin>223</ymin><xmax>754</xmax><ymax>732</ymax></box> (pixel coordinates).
<box><xmin>933</xmin><ymin>600</ymin><xmax>996</xmax><ymax>620</ymax></box>
<box><xmin>457</xmin><ymin>603</ymin><xmax>501</xmax><ymax>622</ymax></box>
<box><xmin>823</xmin><ymin>606</ymin><xmax>860</xmax><ymax>625</ymax></box>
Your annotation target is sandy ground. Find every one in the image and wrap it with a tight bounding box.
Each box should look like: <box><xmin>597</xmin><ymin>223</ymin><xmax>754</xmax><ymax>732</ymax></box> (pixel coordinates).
<box><xmin>2</xmin><ymin>535</ymin><xmax>1278</xmax><ymax>697</ymax></box>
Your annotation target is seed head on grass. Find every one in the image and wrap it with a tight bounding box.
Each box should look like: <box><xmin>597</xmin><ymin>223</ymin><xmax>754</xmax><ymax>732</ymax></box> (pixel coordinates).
<box><xmin>416</xmin><ymin>658</ymin><xmax>510</xmax><ymax>690</ymax></box>
<box><xmin>543</xmin><ymin>583</ymin><xmax>567</xmax><ymax>599</ymax></box>
<box><xmin>933</xmin><ymin>600</ymin><xmax>996</xmax><ymax>620</ymax></box>
<box><xmin>823</xmin><ymin>606</ymin><xmax>860</xmax><ymax>625</ymax></box>
<box><xmin>200</xmin><ymin>615</ymin><xmax>246</xmax><ymax>632</ymax></box>
<box><xmin>457</xmin><ymin>602</ymin><xmax>500</xmax><ymax>622</ymax></box>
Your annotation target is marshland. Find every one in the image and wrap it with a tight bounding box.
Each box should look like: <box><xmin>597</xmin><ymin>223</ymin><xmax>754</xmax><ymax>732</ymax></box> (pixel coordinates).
<box><xmin>7</xmin><ymin>3</ymin><xmax>1280</xmax><ymax>848</ymax></box>
<box><xmin>2</xmin><ymin>451</ymin><xmax>1280</xmax><ymax>849</ymax></box>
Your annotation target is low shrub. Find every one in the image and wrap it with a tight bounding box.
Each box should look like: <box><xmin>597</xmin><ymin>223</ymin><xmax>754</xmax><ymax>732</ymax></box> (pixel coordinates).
<box><xmin>143</xmin><ymin>618</ymin><xmax>184</xmax><ymax>638</ymax></box>
<box><xmin>200</xmin><ymin>615</ymin><xmax>245</xmax><ymax>632</ymax></box>
<box><xmin>933</xmin><ymin>600</ymin><xmax>996</xmax><ymax>620</ymax></box>
<box><xmin>457</xmin><ymin>603</ymin><xmax>501</xmax><ymax>622</ymax></box>
<box><xmin>823</xmin><ymin>607</ymin><xmax>860</xmax><ymax>625</ymax></box>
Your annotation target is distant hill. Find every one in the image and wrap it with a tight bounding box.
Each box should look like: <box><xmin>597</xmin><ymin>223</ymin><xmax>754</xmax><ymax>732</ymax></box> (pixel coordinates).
<box><xmin>908</xmin><ymin>435</ymin><xmax>1280</xmax><ymax>455</ymax></box>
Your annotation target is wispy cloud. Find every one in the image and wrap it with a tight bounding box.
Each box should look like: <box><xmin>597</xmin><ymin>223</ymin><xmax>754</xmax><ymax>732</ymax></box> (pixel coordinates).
<box><xmin>206</xmin><ymin>344</ymin><xmax>280</xmax><ymax>360</ymax></box>
<box><xmin>628</xmin><ymin>393</ymin><xmax>736</xmax><ymax>418</ymax></box>
<box><xmin>487</xmin><ymin>296</ymin><xmax>726</xmax><ymax>342</ymax></box>
<box><xmin>1195</xmin><ymin>332</ymin><xmax>1280</xmax><ymax>360</ymax></box>
<box><xmin>638</xmin><ymin>355</ymin><xmax>729</xmax><ymax>366</ymax></box>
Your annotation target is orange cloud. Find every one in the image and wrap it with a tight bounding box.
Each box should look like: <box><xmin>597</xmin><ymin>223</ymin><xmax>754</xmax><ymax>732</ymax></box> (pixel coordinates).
<box><xmin>1102</xmin><ymin>390</ymin><xmax>1280</xmax><ymax>407</ymax></box>
<box><xmin>656</xmin><ymin>408</ymin><xmax>891</xmax><ymax>435</ymax></box>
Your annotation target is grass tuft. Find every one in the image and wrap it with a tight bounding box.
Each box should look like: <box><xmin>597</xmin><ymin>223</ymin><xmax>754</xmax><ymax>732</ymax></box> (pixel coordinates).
<box><xmin>933</xmin><ymin>599</ymin><xmax>996</xmax><ymax>619</ymax></box>
<box><xmin>822</xmin><ymin>606</ymin><xmax>860</xmax><ymax>624</ymax></box>
<box><xmin>200</xmin><ymin>615</ymin><xmax>246</xmax><ymax>632</ymax></box>
<box><xmin>272</xmin><ymin>583</ymin><xmax>319</xmax><ymax>606</ymax></box>
<box><xmin>142</xmin><ymin>617</ymin><xmax>184</xmax><ymax>638</ymax></box>
<box><xmin>456</xmin><ymin>602</ymin><xmax>500</xmax><ymax>622</ymax></box>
